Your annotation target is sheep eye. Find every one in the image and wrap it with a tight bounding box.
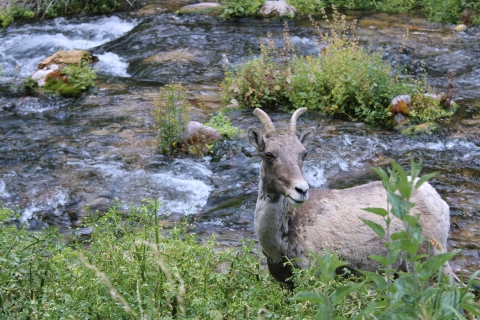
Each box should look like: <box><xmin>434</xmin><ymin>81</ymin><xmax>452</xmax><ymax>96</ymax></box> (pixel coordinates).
<box><xmin>265</xmin><ymin>152</ymin><xmax>274</xmax><ymax>159</ymax></box>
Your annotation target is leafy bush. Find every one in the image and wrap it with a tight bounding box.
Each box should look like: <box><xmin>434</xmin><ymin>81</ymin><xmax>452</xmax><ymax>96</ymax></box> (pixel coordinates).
<box><xmin>205</xmin><ymin>111</ymin><xmax>243</xmax><ymax>139</ymax></box>
<box><xmin>151</xmin><ymin>83</ymin><xmax>191</xmax><ymax>154</ymax></box>
<box><xmin>222</xmin><ymin>8</ymin><xmax>455</xmax><ymax>127</ymax></box>
<box><xmin>61</xmin><ymin>58</ymin><xmax>97</xmax><ymax>91</ymax></box>
<box><xmin>221</xmin><ymin>0</ymin><xmax>265</xmax><ymax>19</ymax></box>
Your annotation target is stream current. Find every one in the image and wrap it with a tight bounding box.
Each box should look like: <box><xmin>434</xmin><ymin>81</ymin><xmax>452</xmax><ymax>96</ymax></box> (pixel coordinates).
<box><xmin>0</xmin><ymin>8</ymin><xmax>480</xmax><ymax>274</ymax></box>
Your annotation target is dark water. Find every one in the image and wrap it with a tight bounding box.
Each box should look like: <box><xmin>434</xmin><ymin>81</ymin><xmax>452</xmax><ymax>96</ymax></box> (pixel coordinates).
<box><xmin>0</xmin><ymin>8</ymin><xmax>479</xmax><ymax>274</ymax></box>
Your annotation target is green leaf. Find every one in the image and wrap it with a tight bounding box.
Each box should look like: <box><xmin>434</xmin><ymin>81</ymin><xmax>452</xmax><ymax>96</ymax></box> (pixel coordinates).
<box><xmin>360</xmin><ymin>218</ymin><xmax>385</xmax><ymax>238</ymax></box>
<box><xmin>399</xmin><ymin>239</ymin><xmax>419</xmax><ymax>256</ymax></box>
<box><xmin>292</xmin><ymin>291</ymin><xmax>326</xmax><ymax>304</ymax></box>
<box><xmin>330</xmin><ymin>282</ymin><xmax>365</xmax><ymax>304</ymax></box>
<box><xmin>359</xmin><ymin>270</ymin><xmax>387</xmax><ymax>290</ymax></box>
<box><xmin>369</xmin><ymin>254</ymin><xmax>388</xmax><ymax>267</ymax></box>
<box><xmin>388</xmin><ymin>192</ymin><xmax>407</xmax><ymax>219</ymax></box>
<box><xmin>362</xmin><ymin>207</ymin><xmax>388</xmax><ymax>217</ymax></box>
<box><xmin>421</xmin><ymin>251</ymin><xmax>459</xmax><ymax>280</ymax></box>
<box><xmin>391</xmin><ymin>230</ymin><xmax>408</xmax><ymax>241</ymax></box>
<box><xmin>415</xmin><ymin>172</ymin><xmax>437</xmax><ymax>189</ymax></box>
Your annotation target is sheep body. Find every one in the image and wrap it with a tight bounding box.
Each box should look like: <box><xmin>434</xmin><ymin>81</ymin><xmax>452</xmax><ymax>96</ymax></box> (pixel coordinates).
<box><xmin>248</xmin><ymin>107</ymin><xmax>455</xmax><ymax>284</ymax></box>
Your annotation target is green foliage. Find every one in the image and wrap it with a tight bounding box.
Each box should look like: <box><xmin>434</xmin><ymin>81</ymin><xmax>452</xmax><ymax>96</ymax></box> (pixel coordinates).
<box><xmin>420</xmin><ymin>0</ymin><xmax>463</xmax><ymax>23</ymax></box>
<box><xmin>22</xmin><ymin>77</ymin><xmax>37</xmax><ymax>90</ymax></box>
<box><xmin>61</xmin><ymin>59</ymin><xmax>97</xmax><ymax>91</ymax></box>
<box><xmin>221</xmin><ymin>0</ymin><xmax>265</xmax><ymax>19</ymax></box>
<box><xmin>151</xmin><ymin>83</ymin><xmax>191</xmax><ymax>154</ymax></box>
<box><xmin>222</xmin><ymin>8</ymin><xmax>452</xmax><ymax>127</ymax></box>
<box><xmin>205</xmin><ymin>111</ymin><xmax>243</xmax><ymax>139</ymax></box>
<box><xmin>0</xmin><ymin>0</ymin><xmax>118</xmax><ymax>27</ymax></box>
<box><xmin>41</xmin><ymin>54</ymin><xmax>97</xmax><ymax>97</ymax></box>
<box><xmin>286</xmin><ymin>0</ymin><xmax>325</xmax><ymax>16</ymax></box>
<box><xmin>0</xmin><ymin>5</ymin><xmax>34</xmax><ymax>28</ymax></box>
<box><xmin>292</xmin><ymin>251</ymin><xmax>365</xmax><ymax>319</ymax></box>
<box><xmin>44</xmin><ymin>77</ymin><xmax>84</xmax><ymax>97</ymax></box>
<box><xmin>0</xmin><ymin>201</ymin><xmax>321</xmax><ymax>319</ymax></box>
<box><xmin>359</xmin><ymin>159</ymin><xmax>480</xmax><ymax>318</ymax></box>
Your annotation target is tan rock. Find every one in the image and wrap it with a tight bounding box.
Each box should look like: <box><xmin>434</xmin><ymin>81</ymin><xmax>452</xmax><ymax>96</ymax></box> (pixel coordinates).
<box><xmin>453</xmin><ymin>24</ymin><xmax>468</xmax><ymax>32</ymax></box>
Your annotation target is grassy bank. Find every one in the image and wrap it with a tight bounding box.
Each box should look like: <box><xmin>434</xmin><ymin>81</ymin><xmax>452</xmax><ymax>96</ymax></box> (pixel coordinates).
<box><xmin>1</xmin><ymin>161</ymin><xmax>479</xmax><ymax>319</ymax></box>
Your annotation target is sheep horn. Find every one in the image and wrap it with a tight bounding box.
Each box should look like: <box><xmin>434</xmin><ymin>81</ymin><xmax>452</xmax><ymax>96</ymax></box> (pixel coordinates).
<box><xmin>253</xmin><ymin>108</ymin><xmax>277</xmax><ymax>137</ymax></box>
<box><xmin>288</xmin><ymin>108</ymin><xmax>307</xmax><ymax>135</ymax></box>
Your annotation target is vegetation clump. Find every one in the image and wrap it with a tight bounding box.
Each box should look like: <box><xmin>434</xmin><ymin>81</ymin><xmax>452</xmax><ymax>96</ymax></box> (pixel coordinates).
<box><xmin>222</xmin><ymin>8</ymin><xmax>457</xmax><ymax>129</ymax></box>
<box><xmin>220</xmin><ymin>0</ymin><xmax>265</xmax><ymax>19</ymax></box>
<box><xmin>151</xmin><ymin>82</ymin><xmax>191</xmax><ymax>154</ymax></box>
<box><xmin>0</xmin><ymin>0</ymin><xmax>119</xmax><ymax>27</ymax></box>
<box><xmin>205</xmin><ymin>111</ymin><xmax>242</xmax><ymax>139</ymax></box>
<box><xmin>32</xmin><ymin>53</ymin><xmax>97</xmax><ymax>98</ymax></box>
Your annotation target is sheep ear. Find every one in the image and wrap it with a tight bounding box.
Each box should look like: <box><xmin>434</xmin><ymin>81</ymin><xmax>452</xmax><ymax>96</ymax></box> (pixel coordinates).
<box><xmin>299</xmin><ymin>127</ymin><xmax>315</xmax><ymax>147</ymax></box>
<box><xmin>248</xmin><ymin>127</ymin><xmax>265</xmax><ymax>151</ymax></box>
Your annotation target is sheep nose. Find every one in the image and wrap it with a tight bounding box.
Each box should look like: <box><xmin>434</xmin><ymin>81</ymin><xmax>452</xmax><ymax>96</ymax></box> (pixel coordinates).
<box><xmin>295</xmin><ymin>185</ymin><xmax>309</xmax><ymax>197</ymax></box>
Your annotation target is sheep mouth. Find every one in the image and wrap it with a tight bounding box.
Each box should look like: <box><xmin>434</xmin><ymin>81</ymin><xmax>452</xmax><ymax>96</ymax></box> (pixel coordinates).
<box><xmin>287</xmin><ymin>196</ymin><xmax>306</xmax><ymax>208</ymax></box>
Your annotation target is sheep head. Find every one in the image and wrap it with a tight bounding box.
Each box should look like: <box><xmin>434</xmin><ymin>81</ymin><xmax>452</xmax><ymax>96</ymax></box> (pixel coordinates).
<box><xmin>248</xmin><ymin>108</ymin><xmax>315</xmax><ymax>207</ymax></box>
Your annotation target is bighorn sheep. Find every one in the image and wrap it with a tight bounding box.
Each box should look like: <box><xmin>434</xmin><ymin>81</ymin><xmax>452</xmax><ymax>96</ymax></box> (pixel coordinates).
<box><xmin>248</xmin><ymin>107</ymin><xmax>456</xmax><ymax>284</ymax></box>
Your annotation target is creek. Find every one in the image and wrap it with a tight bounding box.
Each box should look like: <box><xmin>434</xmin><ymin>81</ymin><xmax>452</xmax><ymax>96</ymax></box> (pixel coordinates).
<box><xmin>0</xmin><ymin>5</ymin><xmax>479</xmax><ymax>275</ymax></box>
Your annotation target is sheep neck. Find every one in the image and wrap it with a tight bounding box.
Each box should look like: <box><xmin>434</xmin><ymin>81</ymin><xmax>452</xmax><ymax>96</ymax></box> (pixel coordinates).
<box><xmin>254</xmin><ymin>165</ymin><xmax>294</xmax><ymax>264</ymax></box>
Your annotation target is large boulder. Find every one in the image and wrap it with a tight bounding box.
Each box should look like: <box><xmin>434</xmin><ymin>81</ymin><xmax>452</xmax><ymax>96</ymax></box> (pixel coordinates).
<box><xmin>178</xmin><ymin>2</ymin><xmax>223</xmax><ymax>15</ymax></box>
<box><xmin>183</xmin><ymin>121</ymin><xmax>221</xmax><ymax>146</ymax></box>
<box><xmin>260</xmin><ymin>0</ymin><xmax>296</xmax><ymax>18</ymax></box>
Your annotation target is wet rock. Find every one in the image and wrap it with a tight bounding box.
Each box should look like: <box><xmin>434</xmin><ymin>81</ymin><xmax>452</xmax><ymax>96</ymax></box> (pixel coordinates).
<box><xmin>26</xmin><ymin>218</ymin><xmax>50</xmax><ymax>230</ymax></box>
<box><xmin>88</xmin><ymin>196</ymin><xmax>112</xmax><ymax>213</ymax></box>
<box><xmin>401</xmin><ymin>122</ymin><xmax>438</xmax><ymax>136</ymax></box>
<box><xmin>453</xmin><ymin>24</ymin><xmax>468</xmax><ymax>32</ymax></box>
<box><xmin>225</xmin><ymin>98</ymin><xmax>239</xmax><ymax>109</ymax></box>
<box><xmin>389</xmin><ymin>94</ymin><xmax>411</xmax><ymax>126</ymax></box>
<box><xmin>260</xmin><ymin>0</ymin><xmax>296</xmax><ymax>18</ymax></box>
<box><xmin>178</xmin><ymin>3</ymin><xmax>223</xmax><ymax>15</ymax></box>
<box><xmin>183</xmin><ymin>121</ymin><xmax>221</xmax><ymax>146</ymax></box>
<box><xmin>31</xmin><ymin>64</ymin><xmax>59</xmax><ymax>87</ymax></box>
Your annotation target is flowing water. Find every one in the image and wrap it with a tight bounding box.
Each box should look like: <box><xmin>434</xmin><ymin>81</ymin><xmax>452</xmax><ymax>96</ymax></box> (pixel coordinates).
<box><xmin>1</xmin><ymin>7</ymin><xmax>480</xmax><ymax>274</ymax></box>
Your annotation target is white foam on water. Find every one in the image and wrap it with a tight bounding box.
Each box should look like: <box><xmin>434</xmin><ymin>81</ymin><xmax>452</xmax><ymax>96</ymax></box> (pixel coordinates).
<box><xmin>303</xmin><ymin>162</ymin><xmax>326</xmax><ymax>187</ymax></box>
<box><xmin>77</xmin><ymin>158</ymin><xmax>214</xmax><ymax>216</ymax></box>
<box><xmin>21</xmin><ymin>187</ymin><xmax>69</xmax><ymax>222</ymax></box>
<box><xmin>96</xmin><ymin>52</ymin><xmax>130</xmax><ymax>77</ymax></box>
<box><xmin>0</xmin><ymin>15</ymin><xmax>138</xmax><ymax>80</ymax></box>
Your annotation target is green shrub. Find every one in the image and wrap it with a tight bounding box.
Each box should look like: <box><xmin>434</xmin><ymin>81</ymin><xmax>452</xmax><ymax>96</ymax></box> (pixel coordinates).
<box><xmin>151</xmin><ymin>83</ymin><xmax>191</xmax><ymax>154</ymax></box>
<box><xmin>221</xmin><ymin>0</ymin><xmax>265</xmax><ymax>19</ymax></box>
<box><xmin>61</xmin><ymin>59</ymin><xmax>97</xmax><ymax>91</ymax></box>
<box><xmin>222</xmin><ymin>7</ymin><xmax>455</xmax><ymax>127</ymax></box>
<box><xmin>205</xmin><ymin>111</ymin><xmax>243</xmax><ymax>139</ymax></box>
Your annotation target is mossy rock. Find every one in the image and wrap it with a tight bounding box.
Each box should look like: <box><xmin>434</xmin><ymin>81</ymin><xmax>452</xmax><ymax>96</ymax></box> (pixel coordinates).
<box><xmin>401</xmin><ymin>122</ymin><xmax>439</xmax><ymax>136</ymax></box>
<box><xmin>43</xmin><ymin>78</ymin><xmax>83</xmax><ymax>97</ymax></box>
